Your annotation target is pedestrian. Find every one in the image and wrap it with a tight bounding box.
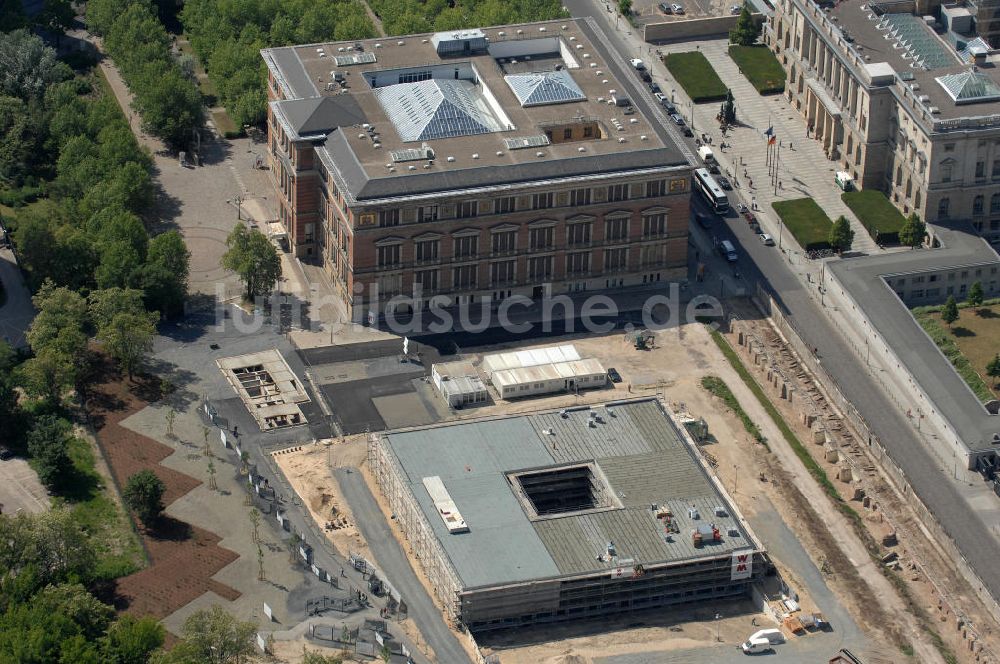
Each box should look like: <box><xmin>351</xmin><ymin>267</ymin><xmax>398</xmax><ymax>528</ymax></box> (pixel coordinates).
<box><xmin>752</xmin><ymin>617</ymin><xmax>758</xmax><ymax>626</ymax></box>
<box><xmin>233</xmin><ymin>425</ymin><xmax>239</xmax><ymax>438</ymax></box>
<box><xmin>779</xmin><ymin>180</ymin><xmax>783</xmax><ymax>190</ymax></box>
<box><xmin>789</xmin><ymin>141</ymin><xmax>793</xmax><ymax>150</ymax></box>
<box><xmin>749</xmin><ymin>178</ymin><xmax>753</xmax><ymax>188</ymax></box>
<box><xmin>341</xmin><ymin>568</ymin><xmax>346</xmax><ymax>578</ymax></box>
<box><xmin>627</xmin><ymin>383</ymin><xmax>632</xmax><ymax>393</ymax></box>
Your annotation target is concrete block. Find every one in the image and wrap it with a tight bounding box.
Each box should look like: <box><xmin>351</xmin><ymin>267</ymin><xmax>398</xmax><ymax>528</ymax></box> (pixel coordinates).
<box><xmin>825</xmin><ymin>448</ymin><xmax>839</xmax><ymax>463</ymax></box>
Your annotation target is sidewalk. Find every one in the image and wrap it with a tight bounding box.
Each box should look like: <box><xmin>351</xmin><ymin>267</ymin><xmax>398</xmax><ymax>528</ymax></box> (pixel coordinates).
<box><xmin>653</xmin><ymin>38</ymin><xmax>881</xmax><ymax>255</ymax></box>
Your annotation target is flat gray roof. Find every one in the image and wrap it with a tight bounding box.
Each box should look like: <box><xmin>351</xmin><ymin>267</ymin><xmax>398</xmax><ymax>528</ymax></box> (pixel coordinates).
<box><xmin>261</xmin><ymin>18</ymin><xmax>691</xmax><ymax>204</ymax></box>
<box><xmin>828</xmin><ymin>225</ymin><xmax>1000</xmax><ymax>453</ymax></box>
<box><xmin>381</xmin><ymin>398</ymin><xmax>761</xmax><ymax>590</ymax></box>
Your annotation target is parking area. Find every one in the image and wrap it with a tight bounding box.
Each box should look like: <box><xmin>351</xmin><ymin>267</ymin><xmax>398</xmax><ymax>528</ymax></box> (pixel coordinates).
<box><xmin>614</xmin><ymin>0</ymin><xmax>742</xmax><ymax>25</ymax></box>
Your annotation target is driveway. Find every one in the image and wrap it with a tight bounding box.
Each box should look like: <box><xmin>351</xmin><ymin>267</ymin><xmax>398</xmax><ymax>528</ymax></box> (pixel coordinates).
<box><xmin>0</xmin><ymin>248</ymin><xmax>34</xmax><ymax>348</ymax></box>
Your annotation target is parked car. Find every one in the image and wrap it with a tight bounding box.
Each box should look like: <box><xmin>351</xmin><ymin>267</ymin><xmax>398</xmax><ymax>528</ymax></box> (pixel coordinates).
<box><xmin>607</xmin><ymin>367</ymin><xmax>623</xmax><ymax>383</ymax></box>
<box><xmin>649</xmin><ymin>82</ymin><xmax>661</xmax><ymax>94</ymax></box>
<box><xmin>707</xmin><ymin>163</ymin><xmax>720</xmax><ymax>174</ymax></box>
<box><xmin>718</xmin><ymin>239</ymin><xmax>738</xmax><ymax>262</ymax></box>
<box><xmin>682</xmin><ymin>126</ymin><xmax>694</xmax><ymax>137</ymax></box>
<box><xmin>717</xmin><ymin>176</ymin><xmax>732</xmax><ymax>190</ymax></box>
<box><xmin>672</xmin><ymin>3</ymin><xmax>685</xmax><ymax>13</ymax></box>
<box><xmin>670</xmin><ymin>113</ymin><xmax>685</xmax><ymax>126</ymax></box>
<box><xmin>659</xmin><ymin>2</ymin><xmax>673</xmax><ymax>13</ymax></box>
<box><xmin>731</xmin><ymin>3</ymin><xmax>743</xmax><ymax>13</ymax></box>
<box><xmin>759</xmin><ymin>232</ymin><xmax>775</xmax><ymax>246</ymax></box>
<box><xmin>638</xmin><ymin>70</ymin><xmax>652</xmax><ymax>83</ymax></box>
<box><xmin>695</xmin><ymin>212</ymin><xmax>713</xmax><ymax>229</ymax></box>
<box><xmin>737</xmin><ymin>202</ymin><xmax>749</xmax><ymax>214</ymax></box>
<box><xmin>662</xmin><ymin>101</ymin><xmax>677</xmax><ymax>114</ymax></box>
<box><xmin>629</xmin><ymin>58</ymin><xmax>646</xmax><ymax>70</ymax></box>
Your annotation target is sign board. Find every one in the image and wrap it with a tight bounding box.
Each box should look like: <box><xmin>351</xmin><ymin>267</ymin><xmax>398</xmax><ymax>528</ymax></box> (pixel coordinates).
<box><xmin>263</xmin><ymin>602</ymin><xmax>273</xmax><ymax>621</ymax></box>
<box><xmin>256</xmin><ymin>632</ymin><xmax>267</xmax><ymax>653</ymax></box>
<box><xmin>374</xmin><ymin>630</ymin><xmax>385</xmax><ymax>646</ymax></box>
<box><xmin>731</xmin><ymin>550</ymin><xmax>753</xmax><ymax>580</ymax></box>
<box><xmin>220</xmin><ymin>429</ymin><xmax>228</xmax><ymax>448</ymax></box>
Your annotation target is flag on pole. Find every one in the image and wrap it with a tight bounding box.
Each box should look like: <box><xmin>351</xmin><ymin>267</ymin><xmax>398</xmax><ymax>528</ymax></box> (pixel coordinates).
<box><xmin>768</xmin><ymin>134</ymin><xmax>777</xmax><ymax>145</ymax></box>
<box><xmin>764</xmin><ymin>126</ymin><xmax>774</xmax><ymax>137</ymax></box>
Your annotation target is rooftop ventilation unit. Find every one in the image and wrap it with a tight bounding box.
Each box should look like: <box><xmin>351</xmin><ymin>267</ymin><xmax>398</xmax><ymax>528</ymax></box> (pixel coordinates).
<box><xmin>504</xmin><ymin>134</ymin><xmax>551</xmax><ymax>150</ymax></box>
<box><xmin>389</xmin><ymin>145</ymin><xmax>435</xmax><ymax>163</ymax></box>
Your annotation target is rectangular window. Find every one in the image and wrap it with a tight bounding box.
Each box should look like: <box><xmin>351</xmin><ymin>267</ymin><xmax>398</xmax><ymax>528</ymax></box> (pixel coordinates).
<box><xmin>993</xmin><ymin>159</ymin><xmax>1000</xmax><ymax>177</ymax></box>
<box><xmin>491</xmin><ymin>231</ymin><xmax>517</xmax><ymax>254</ymax></box>
<box><xmin>532</xmin><ymin>192</ymin><xmax>554</xmax><ymax>210</ymax></box>
<box><xmin>453</xmin><ymin>264</ymin><xmax>478</xmax><ymax>289</ymax></box>
<box><xmin>457</xmin><ymin>200</ymin><xmax>478</xmax><ymax>219</ymax></box>
<box><xmin>642</xmin><ymin>214</ymin><xmax>666</xmax><ymax>238</ymax></box>
<box><xmin>529</xmin><ymin>226</ymin><xmax>554</xmax><ymax>250</ymax></box>
<box><xmin>378</xmin><ymin>209</ymin><xmax>400</xmax><ymax>227</ymax></box>
<box><xmin>563</xmin><ymin>128</ymin><xmax>572</xmax><ymax>140</ymax></box>
<box><xmin>607</xmin><ymin>184</ymin><xmax>629</xmax><ymax>202</ymax></box>
<box><xmin>494</xmin><ymin>196</ymin><xmax>516</xmax><ymax>214</ymax></box>
<box><xmin>377</xmin><ymin>244</ymin><xmax>401</xmax><ymax>267</ymax></box>
<box><xmin>646</xmin><ymin>180</ymin><xmax>667</xmax><ymax>197</ymax></box>
<box><xmin>605</xmin><ymin>217</ymin><xmax>629</xmax><ymax>241</ymax></box>
<box><xmin>418</xmin><ymin>205</ymin><xmax>438</xmax><ymax>222</ymax></box>
<box><xmin>567</xmin><ymin>222</ymin><xmax>592</xmax><ymax>246</ymax></box>
<box><xmin>415</xmin><ymin>239</ymin><xmax>439</xmax><ymax>262</ymax></box>
<box><xmin>566</xmin><ymin>251</ymin><xmax>591</xmax><ymax>275</ymax></box>
<box><xmin>414</xmin><ymin>269</ymin><xmax>439</xmax><ymax>292</ymax></box>
<box><xmin>583</xmin><ymin>125</ymin><xmax>594</xmax><ymax>138</ymax></box>
<box><xmin>941</xmin><ymin>165</ymin><xmax>952</xmax><ymax>183</ymax></box>
<box><xmin>527</xmin><ymin>255</ymin><xmax>553</xmax><ymax>279</ymax></box>
<box><xmin>977</xmin><ymin>161</ymin><xmax>986</xmax><ymax>178</ymax></box>
<box><xmin>569</xmin><ymin>188</ymin><xmax>591</xmax><ymax>207</ymax></box>
<box><xmin>640</xmin><ymin>243</ymin><xmax>667</xmax><ymax>266</ymax></box>
<box><xmin>604</xmin><ymin>247</ymin><xmax>627</xmax><ymax>271</ymax></box>
<box><xmin>490</xmin><ymin>260</ymin><xmax>517</xmax><ymax>285</ymax></box>
<box><xmin>454</xmin><ymin>235</ymin><xmax>478</xmax><ymax>259</ymax></box>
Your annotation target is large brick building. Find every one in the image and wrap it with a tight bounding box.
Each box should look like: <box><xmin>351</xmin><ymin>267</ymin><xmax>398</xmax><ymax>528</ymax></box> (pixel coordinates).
<box><xmin>261</xmin><ymin>19</ymin><xmax>693</xmax><ymax>322</ymax></box>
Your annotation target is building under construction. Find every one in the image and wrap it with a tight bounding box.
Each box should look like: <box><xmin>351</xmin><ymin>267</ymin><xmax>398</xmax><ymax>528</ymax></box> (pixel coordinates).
<box><xmin>368</xmin><ymin>397</ymin><xmax>767</xmax><ymax>631</ymax></box>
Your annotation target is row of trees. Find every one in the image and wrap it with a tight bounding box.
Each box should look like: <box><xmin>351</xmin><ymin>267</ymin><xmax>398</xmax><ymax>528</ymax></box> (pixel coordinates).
<box><xmin>367</xmin><ymin>0</ymin><xmax>568</xmax><ymax>37</ymax></box>
<box><xmin>179</xmin><ymin>0</ymin><xmax>376</xmax><ymax>128</ymax></box>
<box><xmin>87</xmin><ymin>0</ymin><xmax>203</xmax><ymax>148</ymax></box>
<box><xmin>827</xmin><ymin>212</ymin><xmax>927</xmax><ymax>254</ymax></box>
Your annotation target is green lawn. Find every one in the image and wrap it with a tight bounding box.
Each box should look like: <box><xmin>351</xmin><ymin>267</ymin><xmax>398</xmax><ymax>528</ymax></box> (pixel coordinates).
<box><xmin>728</xmin><ymin>45</ymin><xmax>785</xmax><ymax>95</ymax></box>
<box><xmin>842</xmin><ymin>190</ymin><xmax>906</xmax><ymax>245</ymax></box>
<box><xmin>771</xmin><ymin>198</ymin><xmax>833</xmax><ymax>251</ymax></box>
<box><xmin>913</xmin><ymin>300</ymin><xmax>1000</xmax><ymax>402</ymax></box>
<box><xmin>664</xmin><ymin>52</ymin><xmax>729</xmax><ymax>103</ymax></box>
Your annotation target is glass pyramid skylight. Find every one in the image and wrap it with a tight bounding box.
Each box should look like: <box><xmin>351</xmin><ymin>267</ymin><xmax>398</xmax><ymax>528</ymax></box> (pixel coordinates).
<box><xmin>936</xmin><ymin>70</ymin><xmax>1000</xmax><ymax>104</ymax></box>
<box><xmin>504</xmin><ymin>70</ymin><xmax>587</xmax><ymax>107</ymax></box>
<box><xmin>373</xmin><ymin>79</ymin><xmax>503</xmax><ymax>142</ymax></box>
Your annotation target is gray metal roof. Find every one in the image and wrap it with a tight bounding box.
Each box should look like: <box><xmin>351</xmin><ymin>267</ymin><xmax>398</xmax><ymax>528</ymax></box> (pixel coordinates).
<box><xmin>373</xmin><ymin>79</ymin><xmax>503</xmax><ymax>142</ymax></box>
<box><xmin>273</xmin><ymin>96</ymin><xmax>367</xmax><ymax>137</ymax></box>
<box><xmin>265</xmin><ymin>47</ymin><xmax>317</xmax><ymax>98</ymax></box>
<box><xmin>381</xmin><ymin>398</ymin><xmax>761</xmax><ymax>590</ymax></box>
<box><xmin>504</xmin><ymin>70</ymin><xmax>587</xmax><ymax>107</ymax></box>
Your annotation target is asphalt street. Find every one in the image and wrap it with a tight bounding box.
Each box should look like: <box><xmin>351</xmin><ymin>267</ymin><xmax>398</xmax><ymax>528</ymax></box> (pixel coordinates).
<box><xmin>563</xmin><ymin>0</ymin><xmax>1000</xmax><ymax>607</ymax></box>
<box><xmin>0</xmin><ymin>247</ymin><xmax>34</xmax><ymax>349</ymax></box>
<box><xmin>336</xmin><ymin>467</ymin><xmax>471</xmax><ymax>664</ymax></box>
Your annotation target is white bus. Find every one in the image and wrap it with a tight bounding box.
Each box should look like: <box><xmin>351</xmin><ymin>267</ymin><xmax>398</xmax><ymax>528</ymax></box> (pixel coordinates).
<box><xmin>693</xmin><ymin>168</ymin><xmax>729</xmax><ymax>213</ymax></box>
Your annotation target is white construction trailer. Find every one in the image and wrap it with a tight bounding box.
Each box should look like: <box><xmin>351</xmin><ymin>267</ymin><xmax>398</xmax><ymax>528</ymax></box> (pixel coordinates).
<box><xmin>493</xmin><ymin>358</ymin><xmax>606</xmax><ymax>399</ymax></box>
<box><xmin>431</xmin><ymin>360</ymin><xmax>488</xmax><ymax>408</ymax></box>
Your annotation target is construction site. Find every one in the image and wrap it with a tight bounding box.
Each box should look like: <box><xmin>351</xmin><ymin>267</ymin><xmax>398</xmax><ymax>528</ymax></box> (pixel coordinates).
<box><xmin>368</xmin><ymin>397</ymin><xmax>767</xmax><ymax>632</ymax></box>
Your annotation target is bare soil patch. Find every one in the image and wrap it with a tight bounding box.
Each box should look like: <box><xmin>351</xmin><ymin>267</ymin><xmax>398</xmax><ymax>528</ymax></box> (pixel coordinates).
<box><xmin>85</xmin><ymin>355</ymin><xmax>240</xmax><ymax>618</ymax></box>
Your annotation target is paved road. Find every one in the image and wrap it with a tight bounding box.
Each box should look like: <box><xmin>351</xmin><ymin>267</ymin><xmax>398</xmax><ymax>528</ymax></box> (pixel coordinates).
<box><xmin>0</xmin><ymin>248</ymin><xmax>34</xmax><ymax>349</ymax></box>
<box><xmin>567</xmin><ymin>0</ymin><xmax>1000</xmax><ymax>611</ymax></box>
<box><xmin>336</xmin><ymin>467</ymin><xmax>471</xmax><ymax>664</ymax></box>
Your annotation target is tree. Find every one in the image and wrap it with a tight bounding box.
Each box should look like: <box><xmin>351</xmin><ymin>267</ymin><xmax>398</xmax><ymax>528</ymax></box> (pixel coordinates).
<box><xmin>618</xmin><ymin>0</ymin><xmax>632</xmax><ymax>16</ymax></box>
<box><xmin>719</xmin><ymin>89</ymin><xmax>736</xmax><ymax>126</ymax></box>
<box><xmin>829</xmin><ymin>216</ymin><xmax>854</xmax><ymax>254</ymax></box>
<box><xmin>141</xmin><ymin>231</ymin><xmax>190</xmax><ymax>317</ymax></box>
<box><xmin>0</xmin><ymin>30</ymin><xmax>71</xmax><ymax>101</ymax></box>
<box><xmin>26</xmin><ymin>415</ymin><xmax>75</xmax><ymax>487</ymax></box>
<box><xmin>0</xmin><ymin>508</ymin><xmax>96</xmax><ymax>592</ymax></box>
<box><xmin>987</xmin><ymin>354</ymin><xmax>1000</xmax><ymax>389</ymax></box>
<box><xmin>101</xmin><ymin>615</ymin><xmax>165</xmax><ymax>664</ymax></box>
<box><xmin>35</xmin><ymin>0</ymin><xmax>76</xmax><ymax>46</ymax></box>
<box><xmin>302</xmin><ymin>649</ymin><xmax>344</xmax><ymax>664</ymax></box>
<box><xmin>968</xmin><ymin>281</ymin><xmax>985</xmax><ymax>313</ymax></box>
<box><xmin>0</xmin><ymin>95</ymin><xmax>37</xmax><ymax>185</ymax></box>
<box><xmin>379</xmin><ymin>644</ymin><xmax>391</xmax><ymax>663</ymax></box>
<box><xmin>729</xmin><ymin>5</ymin><xmax>759</xmax><ymax>46</ymax></box>
<box><xmin>130</xmin><ymin>67</ymin><xmax>204</xmax><ymax>150</ymax></box>
<box><xmin>123</xmin><ymin>469</ymin><xmax>165</xmax><ymax>526</ymax></box>
<box><xmin>221</xmin><ymin>225</ymin><xmax>281</xmax><ymax>301</ymax></box>
<box><xmin>941</xmin><ymin>295</ymin><xmax>959</xmax><ymax>328</ymax></box>
<box><xmin>98</xmin><ymin>311</ymin><xmax>157</xmax><ymax>378</ymax></box>
<box><xmin>152</xmin><ymin>606</ymin><xmax>256</xmax><ymax>664</ymax></box>
<box><xmin>898</xmin><ymin>212</ymin><xmax>926</xmax><ymax>249</ymax></box>
<box><xmin>0</xmin><ymin>341</ymin><xmax>21</xmax><ymax>435</ymax></box>
<box><xmin>89</xmin><ymin>287</ymin><xmax>147</xmax><ymax>330</ymax></box>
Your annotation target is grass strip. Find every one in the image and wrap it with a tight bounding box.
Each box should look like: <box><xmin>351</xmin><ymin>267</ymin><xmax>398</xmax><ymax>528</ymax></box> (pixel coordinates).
<box><xmin>912</xmin><ymin>313</ymin><xmax>993</xmax><ymax>402</ymax></box>
<box><xmin>700</xmin><ymin>375</ymin><xmax>765</xmax><ymax>444</ymax></box>
<box><xmin>771</xmin><ymin>198</ymin><xmax>833</xmax><ymax>251</ymax></box>
<box><xmin>709</xmin><ymin>326</ymin><xmax>958</xmax><ymax>662</ymax></box>
<box><xmin>842</xmin><ymin>190</ymin><xmax>906</xmax><ymax>245</ymax></box>
<box><xmin>728</xmin><ymin>45</ymin><xmax>785</xmax><ymax>94</ymax></box>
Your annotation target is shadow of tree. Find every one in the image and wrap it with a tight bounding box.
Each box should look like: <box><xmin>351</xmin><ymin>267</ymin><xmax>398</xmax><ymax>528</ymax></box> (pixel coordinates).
<box><xmin>952</xmin><ymin>326</ymin><xmax>975</xmax><ymax>338</ymax></box>
<box><xmin>146</xmin><ymin>514</ymin><xmax>194</xmax><ymax>542</ymax></box>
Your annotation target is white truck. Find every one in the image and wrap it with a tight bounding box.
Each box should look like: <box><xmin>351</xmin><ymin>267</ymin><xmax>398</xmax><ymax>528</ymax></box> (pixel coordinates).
<box><xmin>741</xmin><ymin>628</ymin><xmax>784</xmax><ymax>654</ymax></box>
<box><xmin>697</xmin><ymin>145</ymin><xmax>715</xmax><ymax>164</ymax></box>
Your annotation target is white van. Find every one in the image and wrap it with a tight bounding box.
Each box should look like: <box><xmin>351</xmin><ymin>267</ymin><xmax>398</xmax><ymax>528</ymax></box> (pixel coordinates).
<box><xmin>698</xmin><ymin>145</ymin><xmax>715</xmax><ymax>163</ymax></box>
<box><xmin>749</xmin><ymin>628</ymin><xmax>785</xmax><ymax>645</ymax></box>
<box><xmin>741</xmin><ymin>637</ymin><xmax>772</xmax><ymax>654</ymax></box>
<box><xmin>718</xmin><ymin>239</ymin><xmax>738</xmax><ymax>262</ymax></box>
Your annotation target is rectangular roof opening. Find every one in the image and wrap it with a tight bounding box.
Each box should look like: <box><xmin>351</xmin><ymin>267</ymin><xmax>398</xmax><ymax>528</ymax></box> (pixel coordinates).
<box><xmin>509</xmin><ymin>462</ymin><xmax>620</xmax><ymax>520</ymax></box>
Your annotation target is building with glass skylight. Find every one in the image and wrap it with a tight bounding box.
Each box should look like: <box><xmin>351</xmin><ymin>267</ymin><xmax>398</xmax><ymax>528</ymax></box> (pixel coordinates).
<box><xmin>768</xmin><ymin>0</ymin><xmax>1000</xmax><ymax>240</ymax></box>
<box><xmin>261</xmin><ymin>19</ymin><xmax>693</xmax><ymax>323</ymax></box>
